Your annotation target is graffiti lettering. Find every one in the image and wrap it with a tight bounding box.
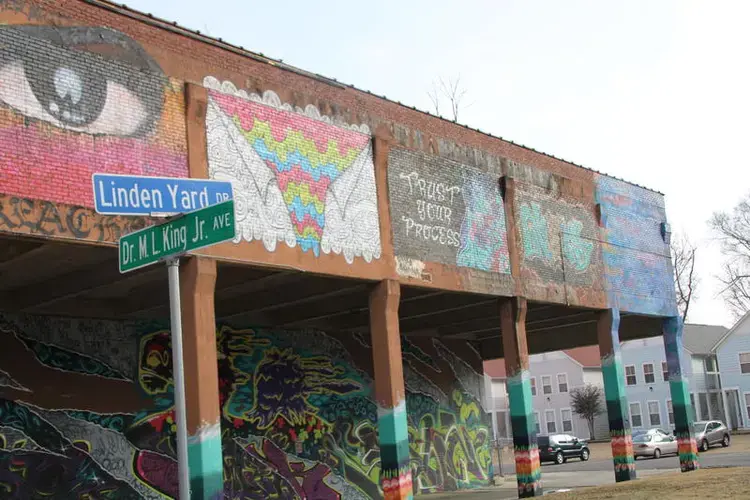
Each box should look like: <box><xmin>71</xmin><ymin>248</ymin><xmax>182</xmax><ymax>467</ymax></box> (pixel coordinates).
<box><xmin>0</xmin><ymin>195</ymin><xmax>150</xmax><ymax>243</ymax></box>
<box><xmin>399</xmin><ymin>171</ymin><xmax>461</xmax><ymax>204</ymax></box>
<box><xmin>401</xmin><ymin>215</ymin><xmax>461</xmax><ymax>247</ymax></box>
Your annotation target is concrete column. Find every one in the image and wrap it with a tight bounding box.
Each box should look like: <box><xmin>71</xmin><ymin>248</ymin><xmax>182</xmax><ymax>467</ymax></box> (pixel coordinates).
<box><xmin>370</xmin><ymin>280</ymin><xmax>413</xmax><ymax>500</ymax></box>
<box><xmin>500</xmin><ymin>297</ymin><xmax>542</xmax><ymax>498</ymax></box>
<box><xmin>597</xmin><ymin>309</ymin><xmax>636</xmax><ymax>482</ymax></box>
<box><xmin>180</xmin><ymin>256</ymin><xmax>223</xmax><ymax>499</ymax></box>
<box><xmin>663</xmin><ymin>316</ymin><xmax>700</xmax><ymax>472</ymax></box>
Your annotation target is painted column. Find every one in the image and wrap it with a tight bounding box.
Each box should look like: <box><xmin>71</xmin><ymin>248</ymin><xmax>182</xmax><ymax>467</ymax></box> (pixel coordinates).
<box><xmin>500</xmin><ymin>297</ymin><xmax>542</xmax><ymax>498</ymax></box>
<box><xmin>370</xmin><ymin>279</ymin><xmax>413</xmax><ymax>499</ymax></box>
<box><xmin>663</xmin><ymin>316</ymin><xmax>700</xmax><ymax>472</ymax></box>
<box><xmin>180</xmin><ymin>256</ymin><xmax>224</xmax><ymax>499</ymax></box>
<box><xmin>596</xmin><ymin>309</ymin><xmax>636</xmax><ymax>482</ymax></box>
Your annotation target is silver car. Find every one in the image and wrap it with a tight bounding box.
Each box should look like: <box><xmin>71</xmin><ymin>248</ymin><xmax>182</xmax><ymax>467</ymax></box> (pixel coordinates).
<box><xmin>693</xmin><ymin>420</ymin><xmax>731</xmax><ymax>451</ymax></box>
<box><xmin>633</xmin><ymin>430</ymin><xmax>678</xmax><ymax>459</ymax></box>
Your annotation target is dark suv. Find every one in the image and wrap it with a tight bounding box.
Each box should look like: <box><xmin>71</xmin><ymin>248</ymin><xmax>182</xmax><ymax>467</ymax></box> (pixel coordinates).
<box><xmin>537</xmin><ymin>434</ymin><xmax>591</xmax><ymax>464</ymax></box>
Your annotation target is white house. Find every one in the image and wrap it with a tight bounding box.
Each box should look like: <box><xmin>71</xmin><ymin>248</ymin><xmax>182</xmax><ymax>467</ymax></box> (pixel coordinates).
<box><xmin>619</xmin><ymin>323</ymin><xmax>728</xmax><ymax>432</ymax></box>
<box><xmin>484</xmin><ymin>346</ymin><xmax>609</xmax><ymax>441</ymax></box>
<box><xmin>484</xmin><ymin>323</ymin><xmax>732</xmax><ymax>442</ymax></box>
<box><xmin>712</xmin><ymin>311</ymin><xmax>750</xmax><ymax>430</ymax></box>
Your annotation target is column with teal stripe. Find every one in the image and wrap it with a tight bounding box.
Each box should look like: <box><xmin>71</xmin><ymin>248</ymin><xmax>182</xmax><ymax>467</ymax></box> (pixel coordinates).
<box><xmin>597</xmin><ymin>309</ymin><xmax>636</xmax><ymax>482</ymax></box>
<box><xmin>501</xmin><ymin>297</ymin><xmax>542</xmax><ymax>498</ymax></box>
<box><xmin>663</xmin><ymin>316</ymin><xmax>700</xmax><ymax>472</ymax></box>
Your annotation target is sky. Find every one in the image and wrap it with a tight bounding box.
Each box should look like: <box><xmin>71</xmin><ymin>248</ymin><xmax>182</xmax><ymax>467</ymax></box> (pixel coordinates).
<box><xmin>123</xmin><ymin>0</ymin><xmax>750</xmax><ymax>328</ymax></box>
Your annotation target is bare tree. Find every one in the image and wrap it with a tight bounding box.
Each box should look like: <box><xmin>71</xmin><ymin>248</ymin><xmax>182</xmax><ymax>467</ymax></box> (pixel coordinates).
<box><xmin>427</xmin><ymin>75</ymin><xmax>469</xmax><ymax>122</ymax></box>
<box><xmin>710</xmin><ymin>195</ymin><xmax>750</xmax><ymax>318</ymax></box>
<box><xmin>671</xmin><ymin>232</ymin><xmax>699</xmax><ymax>323</ymax></box>
<box><xmin>570</xmin><ymin>384</ymin><xmax>604</xmax><ymax>440</ymax></box>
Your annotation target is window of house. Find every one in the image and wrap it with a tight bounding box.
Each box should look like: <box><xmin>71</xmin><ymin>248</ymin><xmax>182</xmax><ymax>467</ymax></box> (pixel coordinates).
<box><xmin>690</xmin><ymin>393</ymin><xmax>698</xmax><ymax>420</ymax></box>
<box><xmin>662</xmin><ymin>361</ymin><xmax>669</xmax><ymax>382</ymax></box>
<box><xmin>648</xmin><ymin>401</ymin><xmax>661</xmax><ymax>426</ymax></box>
<box><xmin>530</xmin><ymin>377</ymin><xmax>537</xmax><ymax>396</ymax></box>
<box><xmin>557</xmin><ymin>373</ymin><xmax>568</xmax><ymax>393</ymax></box>
<box><xmin>630</xmin><ymin>402</ymin><xmax>642</xmax><ymax>427</ymax></box>
<box><xmin>534</xmin><ymin>412</ymin><xmax>541</xmax><ymax>434</ymax></box>
<box><xmin>740</xmin><ymin>353</ymin><xmax>750</xmax><ymax>374</ymax></box>
<box><xmin>667</xmin><ymin>400</ymin><xmax>674</xmax><ymax>425</ymax></box>
<box><xmin>745</xmin><ymin>394</ymin><xmax>750</xmax><ymax>422</ymax></box>
<box><xmin>545</xmin><ymin>409</ymin><xmax>556</xmax><ymax>434</ymax></box>
<box><xmin>625</xmin><ymin>365</ymin><xmax>637</xmax><ymax>386</ymax></box>
<box><xmin>542</xmin><ymin>376</ymin><xmax>552</xmax><ymax>395</ymax></box>
<box><xmin>561</xmin><ymin>409</ymin><xmax>573</xmax><ymax>432</ymax></box>
<box><xmin>699</xmin><ymin>393</ymin><xmax>710</xmax><ymax>420</ymax></box>
<box><xmin>643</xmin><ymin>363</ymin><xmax>655</xmax><ymax>384</ymax></box>
<box><xmin>705</xmin><ymin>357</ymin><xmax>717</xmax><ymax>372</ymax></box>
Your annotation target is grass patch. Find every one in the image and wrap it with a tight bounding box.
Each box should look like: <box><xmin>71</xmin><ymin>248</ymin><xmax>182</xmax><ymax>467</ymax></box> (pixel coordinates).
<box><xmin>551</xmin><ymin>467</ymin><xmax>750</xmax><ymax>499</ymax></box>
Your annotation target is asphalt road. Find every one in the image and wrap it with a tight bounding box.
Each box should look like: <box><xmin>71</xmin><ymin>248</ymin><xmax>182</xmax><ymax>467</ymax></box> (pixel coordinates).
<box><xmin>536</xmin><ymin>450</ymin><xmax>750</xmax><ymax>472</ymax></box>
<box><xmin>428</xmin><ymin>450</ymin><xmax>750</xmax><ymax>500</ymax></box>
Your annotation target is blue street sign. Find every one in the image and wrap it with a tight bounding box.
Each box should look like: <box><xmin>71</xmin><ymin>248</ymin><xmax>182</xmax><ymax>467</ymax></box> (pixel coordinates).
<box><xmin>92</xmin><ymin>173</ymin><xmax>233</xmax><ymax>216</ymax></box>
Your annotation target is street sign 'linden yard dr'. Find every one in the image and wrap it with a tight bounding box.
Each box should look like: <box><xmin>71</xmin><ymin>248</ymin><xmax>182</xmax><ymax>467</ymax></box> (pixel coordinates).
<box><xmin>119</xmin><ymin>199</ymin><xmax>236</xmax><ymax>273</ymax></box>
<box><xmin>93</xmin><ymin>173</ymin><xmax>233</xmax><ymax>215</ymax></box>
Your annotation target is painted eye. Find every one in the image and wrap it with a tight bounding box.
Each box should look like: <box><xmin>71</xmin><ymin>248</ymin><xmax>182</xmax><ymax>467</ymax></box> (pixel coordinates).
<box><xmin>0</xmin><ymin>25</ymin><xmax>164</xmax><ymax>137</ymax></box>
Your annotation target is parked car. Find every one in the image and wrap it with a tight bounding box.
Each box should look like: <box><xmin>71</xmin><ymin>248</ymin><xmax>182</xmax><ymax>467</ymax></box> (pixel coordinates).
<box><xmin>693</xmin><ymin>420</ymin><xmax>730</xmax><ymax>452</ymax></box>
<box><xmin>537</xmin><ymin>434</ymin><xmax>590</xmax><ymax>464</ymax></box>
<box><xmin>633</xmin><ymin>430</ymin><xmax>678</xmax><ymax>459</ymax></box>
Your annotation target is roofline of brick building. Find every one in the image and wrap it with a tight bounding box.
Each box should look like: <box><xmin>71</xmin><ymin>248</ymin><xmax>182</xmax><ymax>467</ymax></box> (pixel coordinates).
<box><xmin>84</xmin><ymin>0</ymin><xmax>664</xmax><ymax>196</ymax></box>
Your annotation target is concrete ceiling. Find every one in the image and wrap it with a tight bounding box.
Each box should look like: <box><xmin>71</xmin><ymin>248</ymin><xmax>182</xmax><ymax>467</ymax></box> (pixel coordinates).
<box><xmin>0</xmin><ymin>234</ymin><xmax>663</xmax><ymax>359</ymax></box>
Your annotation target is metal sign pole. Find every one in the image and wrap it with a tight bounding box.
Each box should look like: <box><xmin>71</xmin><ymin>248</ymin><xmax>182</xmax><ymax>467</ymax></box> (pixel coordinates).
<box><xmin>167</xmin><ymin>257</ymin><xmax>190</xmax><ymax>499</ymax></box>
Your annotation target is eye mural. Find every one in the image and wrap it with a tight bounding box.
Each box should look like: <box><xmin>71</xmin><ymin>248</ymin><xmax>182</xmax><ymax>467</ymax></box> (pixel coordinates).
<box><xmin>0</xmin><ymin>22</ymin><xmax>187</xmax><ymax>209</ymax></box>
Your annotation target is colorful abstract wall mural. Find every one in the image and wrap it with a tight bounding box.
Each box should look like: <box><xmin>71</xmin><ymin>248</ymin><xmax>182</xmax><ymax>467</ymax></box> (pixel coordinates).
<box><xmin>0</xmin><ymin>16</ymin><xmax>187</xmax><ymax>208</ymax></box>
<box><xmin>0</xmin><ymin>313</ymin><xmax>490</xmax><ymax>498</ymax></box>
<box><xmin>387</xmin><ymin>148</ymin><xmax>511</xmax><ymax>288</ymax></box>
<box><xmin>203</xmin><ymin>77</ymin><xmax>381</xmax><ymax>265</ymax></box>
<box><xmin>514</xmin><ymin>180</ymin><xmax>603</xmax><ymax>303</ymax></box>
<box><xmin>595</xmin><ymin>175</ymin><xmax>677</xmax><ymax>316</ymax></box>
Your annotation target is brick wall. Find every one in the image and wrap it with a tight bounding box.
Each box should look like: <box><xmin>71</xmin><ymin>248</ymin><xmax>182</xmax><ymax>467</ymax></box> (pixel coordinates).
<box><xmin>595</xmin><ymin>175</ymin><xmax>676</xmax><ymax>316</ymax></box>
<box><xmin>0</xmin><ymin>0</ymin><xmax>675</xmax><ymax>309</ymax></box>
<box><xmin>387</xmin><ymin>147</ymin><xmax>511</xmax><ymax>288</ymax></box>
<box><xmin>0</xmin><ymin>19</ymin><xmax>187</xmax><ymax>207</ymax></box>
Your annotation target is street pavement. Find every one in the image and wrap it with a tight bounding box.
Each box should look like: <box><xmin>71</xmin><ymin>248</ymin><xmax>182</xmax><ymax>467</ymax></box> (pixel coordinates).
<box><xmin>425</xmin><ymin>450</ymin><xmax>749</xmax><ymax>499</ymax></box>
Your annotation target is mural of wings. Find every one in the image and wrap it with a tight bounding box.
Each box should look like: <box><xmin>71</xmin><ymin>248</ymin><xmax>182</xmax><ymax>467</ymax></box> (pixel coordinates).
<box><xmin>204</xmin><ymin>80</ymin><xmax>382</xmax><ymax>265</ymax></box>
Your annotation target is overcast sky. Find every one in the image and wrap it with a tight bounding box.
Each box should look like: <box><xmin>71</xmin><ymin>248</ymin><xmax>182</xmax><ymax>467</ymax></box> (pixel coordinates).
<box><xmin>123</xmin><ymin>0</ymin><xmax>750</xmax><ymax>328</ymax></box>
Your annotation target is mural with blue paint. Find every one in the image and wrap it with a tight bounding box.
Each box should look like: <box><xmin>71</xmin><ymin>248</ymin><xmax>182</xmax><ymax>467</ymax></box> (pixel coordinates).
<box><xmin>457</xmin><ymin>170</ymin><xmax>510</xmax><ymax>273</ymax></box>
<box><xmin>515</xmin><ymin>182</ymin><xmax>603</xmax><ymax>298</ymax></box>
<box><xmin>388</xmin><ymin>148</ymin><xmax>511</xmax><ymax>283</ymax></box>
<box><xmin>595</xmin><ymin>175</ymin><xmax>677</xmax><ymax>316</ymax></box>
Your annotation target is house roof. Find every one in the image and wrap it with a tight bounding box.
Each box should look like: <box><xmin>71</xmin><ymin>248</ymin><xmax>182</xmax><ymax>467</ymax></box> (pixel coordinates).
<box><xmin>711</xmin><ymin>311</ymin><xmax>750</xmax><ymax>353</ymax></box>
<box><xmin>483</xmin><ymin>359</ymin><xmax>506</xmax><ymax>378</ymax></box>
<box><xmin>683</xmin><ymin>323</ymin><xmax>729</xmax><ymax>355</ymax></box>
<box><xmin>563</xmin><ymin>346</ymin><xmax>601</xmax><ymax>368</ymax></box>
<box><xmin>483</xmin><ymin>345</ymin><xmax>601</xmax><ymax>377</ymax></box>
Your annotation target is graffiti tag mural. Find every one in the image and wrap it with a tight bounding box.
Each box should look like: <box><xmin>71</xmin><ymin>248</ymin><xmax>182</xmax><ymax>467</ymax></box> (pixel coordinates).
<box><xmin>387</xmin><ymin>147</ymin><xmax>511</xmax><ymax>292</ymax></box>
<box><xmin>0</xmin><ymin>314</ymin><xmax>491</xmax><ymax>498</ymax></box>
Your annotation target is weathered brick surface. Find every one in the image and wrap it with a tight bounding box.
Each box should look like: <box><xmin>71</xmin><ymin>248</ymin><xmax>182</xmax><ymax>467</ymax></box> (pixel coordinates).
<box><xmin>387</xmin><ymin>147</ymin><xmax>513</xmax><ymax>294</ymax></box>
<box><xmin>596</xmin><ymin>175</ymin><xmax>676</xmax><ymax>315</ymax></box>
<box><xmin>0</xmin><ymin>15</ymin><xmax>187</xmax><ymax>208</ymax></box>
<box><xmin>0</xmin><ymin>0</ymin><xmax>675</xmax><ymax>313</ymax></box>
